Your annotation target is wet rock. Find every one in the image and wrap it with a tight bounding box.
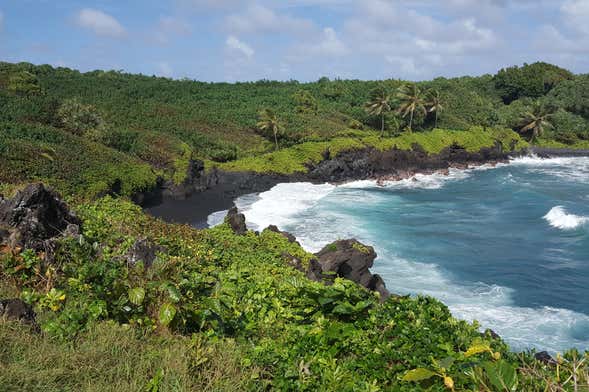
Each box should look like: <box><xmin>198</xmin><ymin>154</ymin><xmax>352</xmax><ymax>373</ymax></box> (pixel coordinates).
<box><xmin>0</xmin><ymin>183</ymin><xmax>80</xmax><ymax>251</ymax></box>
<box><xmin>266</xmin><ymin>225</ymin><xmax>298</xmax><ymax>244</ymax></box>
<box><xmin>225</xmin><ymin>207</ymin><xmax>247</xmax><ymax>235</ymax></box>
<box><xmin>315</xmin><ymin>239</ymin><xmax>390</xmax><ymax>300</ymax></box>
<box><xmin>0</xmin><ymin>298</ymin><xmax>39</xmax><ymax>331</ymax></box>
<box><xmin>535</xmin><ymin>351</ymin><xmax>557</xmax><ymax>365</ymax></box>
<box><xmin>125</xmin><ymin>238</ymin><xmax>164</xmax><ymax>268</ymax></box>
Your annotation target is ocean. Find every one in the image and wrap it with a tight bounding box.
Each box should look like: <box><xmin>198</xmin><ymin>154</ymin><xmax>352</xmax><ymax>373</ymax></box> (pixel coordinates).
<box><xmin>208</xmin><ymin>156</ymin><xmax>589</xmax><ymax>353</ymax></box>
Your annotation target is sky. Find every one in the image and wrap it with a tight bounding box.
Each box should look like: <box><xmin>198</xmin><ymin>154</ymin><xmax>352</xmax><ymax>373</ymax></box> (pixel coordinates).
<box><xmin>1</xmin><ymin>0</ymin><xmax>588</xmax><ymax>82</ymax></box>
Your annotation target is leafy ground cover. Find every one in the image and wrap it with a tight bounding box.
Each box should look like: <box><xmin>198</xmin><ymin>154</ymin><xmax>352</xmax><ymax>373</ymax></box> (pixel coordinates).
<box><xmin>1</xmin><ymin>197</ymin><xmax>587</xmax><ymax>391</ymax></box>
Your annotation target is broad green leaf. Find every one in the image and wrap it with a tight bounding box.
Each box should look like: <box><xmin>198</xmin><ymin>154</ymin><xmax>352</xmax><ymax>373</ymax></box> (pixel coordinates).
<box><xmin>166</xmin><ymin>285</ymin><xmax>181</xmax><ymax>303</ymax></box>
<box><xmin>402</xmin><ymin>368</ymin><xmax>437</xmax><ymax>382</ymax></box>
<box><xmin>332</xmin><ymin>303</ymin><xmax>355</xmax><ymax>315</ymax></box>
<box><xmin>128</xmin><ymin>287</ymin><xmax>145</xmax><ymax>306</ymax></box>
<box><xmin>464</xmin><ymin>343</ymin><xmax>491</xmax><ymax>357</ymax></box>
<box><xmin>483</xmin><ymin>360</ymin><xmax>518</xmax><ymax>392</ymax></box>
<box><xmin>159</xmin><ymin>303</ymin><xmax>177</xmax><ymax>326</ymax></box>
<box><xmin>437</xmin><ymin>356</ymin><xmax>455</xmax><ymax>370</ymax></box>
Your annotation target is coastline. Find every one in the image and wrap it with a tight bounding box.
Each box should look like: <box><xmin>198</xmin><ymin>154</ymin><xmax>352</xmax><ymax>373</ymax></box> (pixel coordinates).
<box><xmin>145</xmin><ymin>142</ymin><xmax>520</xmax><ymax>226</ymax></box>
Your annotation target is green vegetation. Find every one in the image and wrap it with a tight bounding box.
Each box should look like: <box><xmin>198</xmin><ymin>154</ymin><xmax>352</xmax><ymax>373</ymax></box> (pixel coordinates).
<box><xmin>218</xmin><ymin>128</ymin><xmax>527</xmax><ymax>175</ymax></box>
<box><xmin>1</xmin><ymin>197</ymin><xmax>588</xmax><ymax>391</ymax></box>
<box><xmin>0</xmin><ymin>60</ymin><xmax>587</xmax><ymax>199</ymax></box>
<box><xmin>1</xmin><ymin>60</ymin><xmax>589</xmax><ymax>390</ymax></box>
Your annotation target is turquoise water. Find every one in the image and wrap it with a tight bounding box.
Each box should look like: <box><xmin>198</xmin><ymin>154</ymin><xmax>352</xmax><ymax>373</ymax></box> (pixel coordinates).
<box><xmin>208</xmin><ymin>156</ymin><xmax>589</xmax><ymax>352</ymax></box>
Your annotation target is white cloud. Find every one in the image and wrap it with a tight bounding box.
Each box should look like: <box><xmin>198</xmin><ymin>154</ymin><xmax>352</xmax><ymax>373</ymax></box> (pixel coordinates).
<box><xmin>561</xmin><ymin>0</ymin><xmax>589</xmax><ymax>35</ymax></box>
<box><xmin>76</xmin><ymin>8</ymin><xmax>125</xmax><ymax>37</ymax></box>
<box><xmin>225</xmin><ymin>4</ymin><xmax>315</xmax><ymax>35</ymax></box>
<box><xmin>296</xmin><ymin>27</ymin><xmax>348</xmax><ymax>57</ymax></box>
<box><xmin>154</xmin><ymin>16</ymin><xmax>192</xmax><ymax>44</ymax></box>
<box><xmin>156</xmin><ymin>61</ymin><xmax>173</xmax><ymax>77</ymax></box>
<box><xmin>226</xmin><ymin>35</ymin><xmax>254</xmax><ymax>58</ymax></box>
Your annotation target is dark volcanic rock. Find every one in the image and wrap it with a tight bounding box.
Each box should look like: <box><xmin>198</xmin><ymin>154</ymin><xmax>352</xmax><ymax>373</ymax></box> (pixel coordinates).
<box><xmin>535</xmin><ymin>351</ymin><xmax>557</xmax><ymax>365</ymax></box>
<box><xmin>225</xmin><ymin>207</ymin><xmax>247</xmax><ymax>235</ymax></box>
<box><xmin>0</xmin><ymin>183</ymin><xmax>80</xmax><ymax>251</ymax></box>
<box><xmin>125</xmin><ymin>238</ymin><xmax>164</xmax><ymax>268</ymax></box>
<box><xmin>315</xmin><ymin>239</ymin><xmax>390</xmax><ymax>300</ymax></box>
<box><xmin>266</xmin><ymin>225</ymin><xmax>298</xmax><ymax>244</ymax></box>
<box><xmin>0</xmin><ymin>298</ymin><xmax>39</xmax><ymax>331</ymax></box>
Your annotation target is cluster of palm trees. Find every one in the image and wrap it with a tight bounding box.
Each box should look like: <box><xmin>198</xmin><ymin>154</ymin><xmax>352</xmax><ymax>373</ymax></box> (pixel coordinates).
<box><xmin>364</xmin><ymin>84</ymin><xmax>443</xmax><ymax>136</ymax></box>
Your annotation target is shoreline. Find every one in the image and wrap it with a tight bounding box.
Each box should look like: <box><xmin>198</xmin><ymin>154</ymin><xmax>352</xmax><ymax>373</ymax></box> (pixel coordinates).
<box><xmin>144</xmin><ymin>142</ymin><xmax>519</xmax><ymax>226</ymax></box>
<box><xmin>144</xmin><ymin>147</ymin><xmax>589</xmax><ymax>227</ymax></box>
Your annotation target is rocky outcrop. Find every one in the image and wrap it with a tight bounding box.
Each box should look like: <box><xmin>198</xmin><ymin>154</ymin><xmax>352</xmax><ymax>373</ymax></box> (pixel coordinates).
<box><xmin>124</xmin><ymin>238</ymin><xmax>165</xmax><ymax>268</ymax></box>
<box><xmin>314</xmin><ymin>239</ymin><xmax>390</xmax><ymax>301</ymax></box>
<box><xmin>225</xmin><ymin>207</ymin><xmax>247</xmax><ymax>235</ymax></box>
<box><xmin>266</xmin><ymin>225</ymin><xmax>299</xmax><ymax>244</ymax></box>
<box><xmin>0</xmin><ymin>298</ymin><xmax>39</xmax><ymax>331</ymax></box>
<box><xmin>0</xmin><ymin>183</ymin><xmax>80</xmax><ymax>251</ymax></box>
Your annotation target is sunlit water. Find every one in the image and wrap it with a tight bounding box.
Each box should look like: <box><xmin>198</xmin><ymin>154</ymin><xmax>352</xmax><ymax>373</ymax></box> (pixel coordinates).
<box><xmin>208</xmin><ymin>156</ymin><xmax>589</xmax><ymax>352</ymax></box>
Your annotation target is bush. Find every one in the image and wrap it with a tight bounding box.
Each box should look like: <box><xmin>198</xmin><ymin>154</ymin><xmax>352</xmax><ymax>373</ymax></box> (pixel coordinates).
<box><xmin>57</xmin><ymin>98</ymin><xmax>105</xmax><ymax>139</ymax></box>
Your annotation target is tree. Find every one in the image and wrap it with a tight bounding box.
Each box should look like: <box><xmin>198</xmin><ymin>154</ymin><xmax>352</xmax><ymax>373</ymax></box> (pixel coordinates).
<box><xmin>518</xmin><ymin>104</ymin><xmax>554</xmax><ymax>142</ymax></box>
<box><xmin>7</xmin><ymin>71</ymin><xmax>42</xmax><ymax>95</ymax></box>
<box><xmin>426</xmin><ymin>89</ymin><xmax>443</xmax><ymax>128</ymax></box>
<box><xmin>397</xmin><ymin>84</ymin><xmax>427</xmax><ymax>132</ymax></box>
<box><xmin>494</xmin><ymin>62</ymin><xmax>573</xmax><ymax>104</ymax></box>
<box><xmin>364</xmin><ymin>87</ymin><xmax>392</xmax><ymax>137</ymax></box>
<box><xmin>292</xmin><ymin>89</ymin><xmax>318</xmax><ymax>114</ymax></box>
<box><xmin>257</xmin><ymin>109</ymin><xmax>282</xmax><ymax>150</ymax></box>
<box><xmin>57</xmin><ymin>98</ymin><xmax>105</xmax><ymax>139</ymax></box>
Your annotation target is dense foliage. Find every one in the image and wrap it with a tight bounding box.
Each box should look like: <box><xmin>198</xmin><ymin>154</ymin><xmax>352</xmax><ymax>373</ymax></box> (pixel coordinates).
<box><xmin>1</xmin><ymin>60</ymin><xmax>589</xmax><ymax>390</ymax></box>
<box><xmin>2</xmin><ymin>197</ymin><xmax>587</xmax><ymax>391</ymax></box>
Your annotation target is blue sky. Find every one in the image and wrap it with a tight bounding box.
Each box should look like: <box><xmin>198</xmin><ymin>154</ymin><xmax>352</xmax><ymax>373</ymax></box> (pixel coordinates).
<box><xmin>1</xmin><ymin>0</ymin><xmax>588</xmax><ymax>81</ymax></box>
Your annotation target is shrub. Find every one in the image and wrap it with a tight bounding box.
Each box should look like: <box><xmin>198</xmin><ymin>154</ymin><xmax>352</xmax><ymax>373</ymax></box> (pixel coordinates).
<box><xmin>57</xmin><ymin>98</ymin><xmax>105</xmax><ymax>139</ymax></box>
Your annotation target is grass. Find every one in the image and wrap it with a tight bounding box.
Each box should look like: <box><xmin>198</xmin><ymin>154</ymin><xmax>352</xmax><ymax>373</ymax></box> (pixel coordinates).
<box><xmin>218</xmin><ymin>127</ymin><xmax>528</xmax><ymax>174</ymax></box>
<box><xmin>0</xmin><ymin>321</ymin><xmax>259</xmax><ymax>392</ymax></box>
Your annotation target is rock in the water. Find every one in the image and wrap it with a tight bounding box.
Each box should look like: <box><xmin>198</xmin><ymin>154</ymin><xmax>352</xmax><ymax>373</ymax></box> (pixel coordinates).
<box><xmin>0</xmin><ymin>184</ymin><xmax>80</xmax><ymax>251</ymax></box>
<box><xmin>125</xmin><ymin>238</ymin><xmax>164</xmax><ymax>268</ymax></box>
<box><xmin>0</xmin><ymin>298</ymin><xmax>39</xmax><ymax>331</ymax></box>
<box><xmin>315</xmin><ymin>239</ymin><xmax>390</xmax><ymax>300</ymax></box>
<box><xmin>266</xmin><ymin>225</ymin><xmax>299</xmax><ymax>244</ymax></box>
<box><xmin>225</xmin><ymin>207</ymin><xmax>247</xmax><ymax>235</ymax></box>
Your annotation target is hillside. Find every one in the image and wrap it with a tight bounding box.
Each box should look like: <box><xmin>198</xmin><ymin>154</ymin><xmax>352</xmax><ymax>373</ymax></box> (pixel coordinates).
<box><xmin>1</xmin><ymin>61</ymin><xmax>589</xmax><ymax>391</ymax></box>
<box><xmin>1</xmin><ymin>61</ymin><xmax>588</xmax><ymax>199</ymax></box>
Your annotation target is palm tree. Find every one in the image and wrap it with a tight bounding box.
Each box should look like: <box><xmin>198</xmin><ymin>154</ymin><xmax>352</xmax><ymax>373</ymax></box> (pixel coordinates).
<box><xmin>426</xmin><ymin>90</ymin><xmax>443</xmax><ymax>129</ymax></box>
<box><xmin>518</xmin><ymin>105</ymin><xmax>554</xmax><ymax>142</ymax></box>
<box><xmin>257</xmin><ymin>109</ymin><xmax>281</xmax><ymax>150</ymax></box>
<box><xmin>364</xmin><ymin>88</ymin><xmax>392</xmax><ymax>137</ymax></box>
<box><xmin>396</xmin><ymin>84</ymin><xmax>427</xmax><ymax>132</ymax></box>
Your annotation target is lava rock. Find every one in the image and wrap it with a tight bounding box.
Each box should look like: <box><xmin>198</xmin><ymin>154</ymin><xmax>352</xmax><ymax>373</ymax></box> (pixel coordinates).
<box><xmin>0</xmin><ymin>298</ymin><xmax>39</xmax><ymax>331</ymax></box>
<box><xmin>535</xmin><ymin>351</ymin><xmax>558</xmax><ymax>365</ymax></box>
<box><xmin>0</xmin><ymin>183</ymin><xmax>80</xmax><ymax>251</ymax></box>
<box><xmin>225</xmin><ymin>207</ymin><xmax>247</xmax><ymax>235</ymax></box>
<box><xmin>125</xmin><ymin>238</ymin><xmax>164</xmax><ymax>268</ymax></box>
<box><xmin>266</xmin><ymin>225</ymin><xmax>298</xmax><ymax>244</ymax></box>
<box><xmin>315</xmin><ymin>239</ymin><xmax>390</xmax><ymax>300</ymax></box>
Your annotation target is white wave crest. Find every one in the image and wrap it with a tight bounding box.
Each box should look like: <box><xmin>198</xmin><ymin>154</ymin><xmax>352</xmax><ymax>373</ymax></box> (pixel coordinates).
<box><xmin>544</xmin><ymin>206</ymin><xmax>588</xmax><ymax>230</ymax></box>
<box><xmin>239</xmin><ymin>182</ymin><xmax>335</xmax><ymax>231</ymax></box>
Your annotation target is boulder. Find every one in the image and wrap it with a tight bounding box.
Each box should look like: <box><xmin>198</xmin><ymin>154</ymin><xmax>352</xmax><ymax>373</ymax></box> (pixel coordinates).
<box><xmin>0</xmin><ymin>184</ymin><xmax>80</xmax><ymax>251</ymax></box>
<box><xmin>0</xmin><ymin>298</ymin><xmax>39</xmax><ymax>331</ymax></box>
<box><xmin>125</xmin><ymin>238</ymin><xmax>164</xmax><ymax>268</ymax></box>
<box><xmin>315</xmin><ymin>239</ymin><xmax>390</xmax><ymax>300</ymax></box>
<box><xmin>534</xmin><ymin>351</ymin><xmax>557</xmax><ymax>365</ymax></box>
<box><xmin>225</xmin><ymin>207</ymin><xmax>247</xmax><ymax>235</ymax></box>
<box><xmin>266</xmin><ymin>225</ymin><xmax>299</xmax><ymax>244</ymax></box>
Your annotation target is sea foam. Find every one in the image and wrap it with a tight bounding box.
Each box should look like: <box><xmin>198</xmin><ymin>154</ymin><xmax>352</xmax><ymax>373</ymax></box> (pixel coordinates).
<box><xmin>544</xmin><ymin>206</ymin><xmax>588</xmax><ymax>230</ymax></box>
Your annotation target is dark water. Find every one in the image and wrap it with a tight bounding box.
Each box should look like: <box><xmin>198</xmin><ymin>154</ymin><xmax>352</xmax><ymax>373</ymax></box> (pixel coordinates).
<box><xmin>214</xmin><ymin>156</ymin><xmax>589</xmax><ymax>352</ymax></box>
